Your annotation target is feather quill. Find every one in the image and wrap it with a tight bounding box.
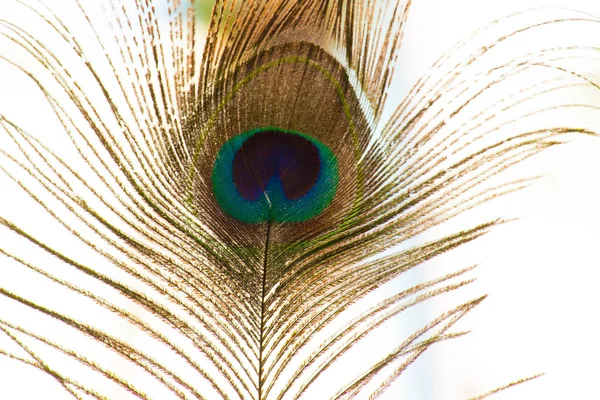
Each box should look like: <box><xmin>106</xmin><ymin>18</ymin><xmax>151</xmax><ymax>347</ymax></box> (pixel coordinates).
<box><xmin>0</xmin><ymin>1</ymin><xmax>598</xmax><ymax>399</ymax></box>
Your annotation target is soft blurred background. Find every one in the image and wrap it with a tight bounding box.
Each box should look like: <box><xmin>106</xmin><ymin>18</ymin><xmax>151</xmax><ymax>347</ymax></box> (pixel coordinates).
<box><xmin>0</xmin><ymin>0</ymin><xmax>599</xmax><ymax>399</ymax></box>
<box><xmin>402</xmin><ymin>1</ymin><xmax>600</xmax><ymax>399</ymax></box>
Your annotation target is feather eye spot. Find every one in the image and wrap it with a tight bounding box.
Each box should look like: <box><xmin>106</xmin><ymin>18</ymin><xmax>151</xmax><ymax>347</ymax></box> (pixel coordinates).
<box><xmin>233</xmin><ymin>130</ymin><xmax>320</xmax><ymax>201</ymax></box>
<box><xmin>212</xmin><ymin>128</ymin><xmax>339</xmax><ymax>223</ymax></box>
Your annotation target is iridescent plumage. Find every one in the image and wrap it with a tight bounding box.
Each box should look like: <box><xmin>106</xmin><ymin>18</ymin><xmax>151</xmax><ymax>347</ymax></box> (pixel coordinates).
<box><xmin>0</xmin><ymin>1</ymin><xmax>598</xmax><ymax>399</ymax></box>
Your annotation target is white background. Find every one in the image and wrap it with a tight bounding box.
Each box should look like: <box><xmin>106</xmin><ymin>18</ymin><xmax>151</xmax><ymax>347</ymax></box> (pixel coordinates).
<box><xmin>402</xmin><ymin>1</ymin><xmax>600</xmax><ymax>399</ymax></box>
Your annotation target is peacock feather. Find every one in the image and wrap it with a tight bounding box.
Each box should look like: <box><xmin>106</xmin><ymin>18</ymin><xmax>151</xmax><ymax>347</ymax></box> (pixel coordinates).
<box><xmin>0</xmin><ymin>0</ymin><xmax>598</xmax><ymax>399</ymax></box>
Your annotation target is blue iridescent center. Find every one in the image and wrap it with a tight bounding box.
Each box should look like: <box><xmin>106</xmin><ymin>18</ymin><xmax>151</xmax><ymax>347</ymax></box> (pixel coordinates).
<box><xmin>212</xmin><ymin>129</ymin><xmax>339</xmax><ymax>223</ymax></box>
